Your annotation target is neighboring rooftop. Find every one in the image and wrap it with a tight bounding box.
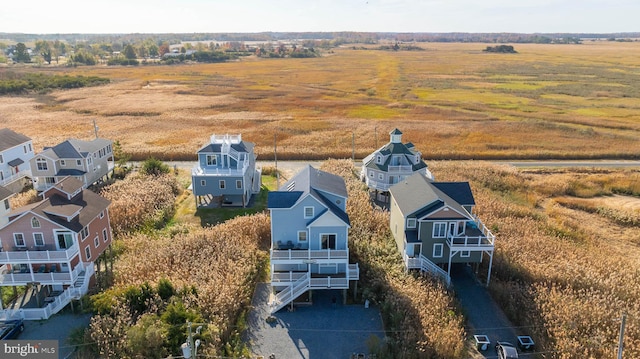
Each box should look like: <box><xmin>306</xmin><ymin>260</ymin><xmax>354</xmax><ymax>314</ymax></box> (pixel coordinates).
<box><xmin>42</xmin><ymin>138</ymin><xmax>111</xmax><ymax>159</ymax></box>
<box><xmin>0</xmin><ymin>128</ymin><xmax>31</xmax><ymax>152</ymax></box>
<box><xmin>390</xmin><ymin>173</ymin><xmax>473</xmax><ymax>218</ymax></box>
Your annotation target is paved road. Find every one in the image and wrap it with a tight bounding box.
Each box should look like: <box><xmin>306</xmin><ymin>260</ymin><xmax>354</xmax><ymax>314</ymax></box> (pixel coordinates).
<box><xmin>20</xmin><ymin>312</ymin><xmax>92</xmax><ymax>359</ymax></box>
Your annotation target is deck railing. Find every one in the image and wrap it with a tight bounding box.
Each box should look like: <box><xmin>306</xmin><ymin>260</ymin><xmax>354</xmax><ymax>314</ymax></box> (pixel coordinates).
<box><xmin>0</xmin><ymin>243</ymin><xmax>79</xmax><ymax>264</ymax></box>
<box><xmin>0</xmin><ymin>262</ymin><xmax>85</xmax><ymax>285</ymax></box>
<box><xmin>446</xmin><ymin>218</ymin><xmax>495</xmax><ymax>249</ymax></box>
<box><xmin>270</xmin><ymin>249</ymin><xmax>349</xmax><ymax>261</ymax></box>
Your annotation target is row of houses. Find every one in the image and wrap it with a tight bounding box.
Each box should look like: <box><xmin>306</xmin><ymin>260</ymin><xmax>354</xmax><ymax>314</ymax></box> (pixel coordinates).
<box><xmin>0</xmin><ymin>129</ymin><xmax>115</xmax><ymax>320</ymax></box>
<box><xmin>0</xmin><ymin>127</ymin><xmax>494</xmax><ymax>319</ymax></box>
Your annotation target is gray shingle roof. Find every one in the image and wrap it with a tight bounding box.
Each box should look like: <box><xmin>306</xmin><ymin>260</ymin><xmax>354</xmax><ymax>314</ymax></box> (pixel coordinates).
<box><xmin>390</xmin><ymin>173</ymin><xmax>472</xmax><ymax>219</ymax></box>
<box><xmin>0</xmin><ymin>129</ymin><xmax>31</xmax><ymax>152</ymax></box>
<box><xmin>0</xmin><ymin>185</ymin><xmax>13</xmax><ymax>201</ymax></box>
<box><xmin>431</xmin><ymin>182</ymin><xmax>476</xmax><ymax>206</ymax></box>
<box><xmin>43</xmin><ymin>138</ymin><xmax>111</xmax><ymax>160</ymax></box>
<box><xmin>268</xmin><ymin>191</ymin><xmax>303</xmax><ymax>208</ymax></box>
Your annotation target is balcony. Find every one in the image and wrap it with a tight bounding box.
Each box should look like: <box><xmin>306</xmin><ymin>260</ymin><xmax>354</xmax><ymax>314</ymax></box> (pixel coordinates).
<box><xmin>446</xmin><ymin>218</ymin><xmax>495</xmax><ymax>250</ymax></box>
<box><xmin>0</xmin><ymin>169</ymin><xmax>31</xmax><ymax>187</ymax></box>
<box><xmin>0</xmin><ymin>262</ymin><xmax>85</xmax><ymax>286</ymax></box>
<box><xmin>270</xmin><ymin>248</ymin><xmax>349</xmax><ymax>263</ymax></box>
<box><xmin>192</xmin><ymin>163</ymin><xmax>248</xmax><ymax>177</ymax></box>
<box><xmin>0</xmin><ymin>243</ymin><xmax>79</xmax><ymax>264</ymax></box>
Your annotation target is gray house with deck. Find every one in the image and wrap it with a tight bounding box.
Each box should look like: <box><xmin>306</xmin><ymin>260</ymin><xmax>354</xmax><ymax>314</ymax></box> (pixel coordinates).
<box><xmin>389</xmin><ymin>173</ymin><xmax>495</xmax><ymax>285</ymax></box>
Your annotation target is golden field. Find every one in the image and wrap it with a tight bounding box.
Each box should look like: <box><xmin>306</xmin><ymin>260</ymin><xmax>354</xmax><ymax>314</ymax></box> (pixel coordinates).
<box><xmin>1</xmin><ymin>42</ymin><xmax>639</xmax><ymax>160</ymax></box>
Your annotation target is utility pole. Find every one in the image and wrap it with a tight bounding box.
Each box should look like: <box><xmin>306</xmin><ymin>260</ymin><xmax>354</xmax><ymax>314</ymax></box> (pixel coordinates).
<box><xmin>93</xmin><ymin>119</ymin><xmax>99</xmax><ymax>139</ymax></box>
<box><xmin>274</xmin><ymin>133</ymin><xmax>279</xmax><ymax>188</ymax></box>
<box><xmin>352</xmin><ymin>131</ymin><xmax>355</xmax><ymax>161</ymax></box>
<box><xmin>374</xmin><ymin>126</ymin><xmax>378</xmax><ymax>148</ymax></box>
<box><xmin>618</xmin><ymin>313</ymin><xmax>626</xmax><ymax>359</ymax></box>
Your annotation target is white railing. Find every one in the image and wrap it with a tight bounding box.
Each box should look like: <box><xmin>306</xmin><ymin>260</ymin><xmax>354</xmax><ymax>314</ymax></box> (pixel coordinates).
<box><xmin>310</xmin><ymin>277</ymin><xmax>348</xmax><ymax>288</ymax></box>
<box><xmin>447</xmin><ymin>218</ymin><xmax>495</xmax><ymax>249</ymax></box>
<box><xmin>0</xmin><ymin>243</ymin><xmax>79</xmax><ymax>264</ymax></box>
<box><xmin>270</xmin><ymin>249</ymin><xmax>349</xmax><ymax>261</ymax></box>
<box><xmin>271</xmin><ymin>273</ymin><xmax>310</xmax><ymax>313</ymax></box>
<box><xmin>0</xmin><ymin>263</ymin><xmax>84</xmax><ymax>286</ymax></box>
<box><xmin>404</xmin><ymin>253</ymin><xmax>451</xmax><ymax>286</ymax></box>
<box><xmin>348</xmin><ymin>263</ymin><xmax>359</xmax><ymax>280</ymax></box>
<box><xmin>364</xmin><ymin>178</ymin><xmax>392</xmax><ymax>191</ymax></box>
<box><xmin>387</xmin><ymin>165</ymin><xmax>414</xmax><ymax>172</ymax></box>
<box><xmin>271</xmin><ymin>271</ymin><xmax>308</xmax><ymax>284</ymax></box>
<box><xmin>211</xmin><ymin>134</ymin><xmax>242</xmax><ymax>144</ymax></box>
<box><xmin>192</xmin><ymin>165</ymin><xmax>247</xmax><ymax>177</ymax></box>
<box><xmin>0</xmin><ymin>169</ymin><xmax>31</xmax><ymax>186</ymax></box>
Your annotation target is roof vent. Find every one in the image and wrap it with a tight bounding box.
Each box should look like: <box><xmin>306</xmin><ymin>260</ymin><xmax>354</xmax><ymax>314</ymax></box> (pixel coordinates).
<box><xmin>286</xmin><ymin>181</ymin><xmax>296</xmax><ymax>192</ymax></box>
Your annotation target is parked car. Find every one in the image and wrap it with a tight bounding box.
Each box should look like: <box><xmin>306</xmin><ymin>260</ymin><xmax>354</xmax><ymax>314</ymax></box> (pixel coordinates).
<box><xmin>0</xmin><ymin>319</ymin><xmax>25</xmax><ymax>340</ymax></box>
<box><xmin>496</xmin><ymin>341</ymin><xmax>519</xmax><ymax>359</ymax></box>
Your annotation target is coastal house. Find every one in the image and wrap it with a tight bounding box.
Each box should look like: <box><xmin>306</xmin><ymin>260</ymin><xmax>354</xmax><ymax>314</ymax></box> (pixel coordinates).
<box><xmin>268</xmin><ymin>165</ymin><xmax>359</xmax><ymax>313</ymax></box>
<box><xmin>0</xmin><ymin>128</ymin><xmax>34</xmax><ymax>193</ymax></box>
<box><xmin>0</xmin><ymin>177</ymin><xmax>113</xmax><ymax>320</ymax></box>
<box><xmin>0</xmin><ymin>186</ymin><xmax>14</xmax><ymax>227</ymax></box>
<box><xmin>389</xmin><ymin>173</ymin><xmax>495</xmax><ymax>285</ymax></box>
<box><xmin>191</xmin><ymin>134</ymin><xmax>261</xmax><ymax>208</ymax></box>
<box><xmin>30</xmin><ymin>138</ymin><xmax>114</xmax><ymax>191</ymax></box>
<box><xmin>360</xmin><ymin>128</ymin><xmax>433</xmax><ymax>202</ymax></box>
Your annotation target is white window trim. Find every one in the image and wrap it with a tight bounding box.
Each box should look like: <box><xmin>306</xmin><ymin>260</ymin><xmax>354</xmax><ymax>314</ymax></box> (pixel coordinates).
<box><xmin>33</xmin><ymin>232</ymin><xmax>45</xmax><ymax>247</ymax></box>
<box><xmin>297</xmin><ymin>231</ymin><xmax>307</xmax><ymax>242</ymax></box>
<box><xmin>76</xmin><ymin>159</ymin><xmax>82</xmax><ymax>166</ymax></box>
<box><xmin>433</xmin><ymin>222</ymin><xmax>447</xmax><ymax>238</ymax></box>
<box><xmin>433</xmin><ymin>243</ymin><xmax>443</xmax><ymax>258</ymax></box>
<box><xmin>320</xmin><ymin>233</ymin><xmax>338</xmax><ymax>250</ymax></box>
<box><xmin>31</xmin><ymin>217</ymin><xmax>41</xmax><ymax>228</ymax></box>
<box><xmin>378</xmin><ymin>173</ymin><xmax>384</xmax><ymax>180</ymax></box>
<box><xmin>85</xmin><ymin>246</ymin><xmax>91</xmax><ymax>260</ymax></box>
<box><xmin>103</xmin><ymin>228</ymin><xmax>109</xmax><ymax>243</ymax></box>
<box><xmin>304</xmin><ymin>206</ymin><xmax>314</xmax><ymax>219</ymax></box>
<box><xmin>94</xmin><ymin>236</ymin><xmax>100</xmax><ymax>248</ymax></box>
<box><xmin>460</xmin><ymin>250</ymin><xmax>471</xmax><ymax>258</ymax></box>
<box><xmin>406</xmin><ymin>218</ymin><xmax>416</xmax><ymax>229</ymax></box>
<box><xmin>206</xmin><ymin>155</ymin><xmax>217</xmax><ymax>166</ymax></box>
<box><xmin>219</xmin><ymin>180</ymin><xmax>226</xmax><ymax>189</ymax></box>
<box><xmin>200</xmin><ymin>180</ymin><xmax>206</xmax><ymax>186</ymax></box>
<box><xmin>60</xmin><ymin>160</ymin><xmax>66</xmax><ymax>166</ymax></box>
<box><xmin>36</xmin><ymin>158</ymin><xmax>48</xmax><ymax>171</ymax></box>
<box><xmin>13</xmin><ymin>233</ymin><xmax>25</xmax><ymax>247</ymax></box>
<box><xmin>236</xmin><ymin>180</ymin><xmax>242</xmax><ymax>189</ymax></box>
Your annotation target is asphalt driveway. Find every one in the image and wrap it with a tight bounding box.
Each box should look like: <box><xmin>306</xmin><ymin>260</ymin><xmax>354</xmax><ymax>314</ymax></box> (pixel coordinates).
<box><xmin>451</xmin><ymin>265</ymin><xmax>523</xmax><ymax>357</ymax></box>
<box><xmin>20</xmin><ymin>312</ymin><xmax>92</xmax><ymax>359</ymax></box>
<box><xmin>244</xmin><ymin>283</ymin><xmax>384</xmax><ymax>359</ymax></box>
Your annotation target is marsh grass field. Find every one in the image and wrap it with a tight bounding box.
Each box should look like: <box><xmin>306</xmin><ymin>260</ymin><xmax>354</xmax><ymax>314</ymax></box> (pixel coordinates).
<box><xmin>1</xmin><ymin>41</ymin><xmax>639</xmax><ymax>160</ymax></box>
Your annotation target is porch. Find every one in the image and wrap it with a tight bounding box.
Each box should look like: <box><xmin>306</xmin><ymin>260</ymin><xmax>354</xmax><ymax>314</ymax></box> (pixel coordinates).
<box><xmin>270</xmin><ymin>248</ymin><xmax>349</xmax><ymax>262</ymax></box>
<box><xmin>446</xmin><ymin>218</ymin><xmax>495</xmax><ymax>250</ymax></box>
<box><xmin>0</xmin><ymin>243</ymin><xmax>80</xmax><ymax>264</ymax></box>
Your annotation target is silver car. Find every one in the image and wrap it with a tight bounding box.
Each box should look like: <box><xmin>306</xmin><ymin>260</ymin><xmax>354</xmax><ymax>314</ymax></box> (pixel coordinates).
<box><xmin>496</xmin><ymin>341</ymin><xmax>519</xmax><ymax>359</ymax></box>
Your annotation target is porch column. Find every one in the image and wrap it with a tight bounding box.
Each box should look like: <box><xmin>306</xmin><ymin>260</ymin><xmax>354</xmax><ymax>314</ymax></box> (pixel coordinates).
<box><xmin>486</xmin><ymin>250</ymin><xmax>494</xmax><ymax>287</ymax></box>
<box><xmin>447</xmin><ymin>249</ymin><xmax>453</xmax><ymax>281</ymax></box>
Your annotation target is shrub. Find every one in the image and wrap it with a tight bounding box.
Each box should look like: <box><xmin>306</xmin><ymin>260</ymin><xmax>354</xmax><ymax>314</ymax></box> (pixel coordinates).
<box><xmin>140</xmin><ymin>158</ymin><xmax>171</xmax><ymax>176</ymax></box>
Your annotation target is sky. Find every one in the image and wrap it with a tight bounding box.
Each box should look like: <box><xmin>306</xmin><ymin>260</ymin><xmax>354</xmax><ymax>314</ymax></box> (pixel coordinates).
<box><xmin>1</xmin><ymin>0</ymin><xmax>638</xmax><ymax>34</ymax></box>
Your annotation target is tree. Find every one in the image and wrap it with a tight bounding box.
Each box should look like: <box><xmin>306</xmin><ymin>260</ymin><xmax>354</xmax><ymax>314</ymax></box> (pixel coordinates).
<box><xmin>13</xmin><ymin>43</ymin><xmax>30</xmax><ymax>63</ymax></box>
<box><xmin>148</xmin><ymin>44</ymin><xmax>159</xmax><ymax>58</ymax></box>
<box><xmin>158</xmin><ymin>43</ymin><xmax>170</xmax><ymax>57</ymax></box>
<box><xmin>140</xmin><ymin>158</ymin><xmax>170</xmax><ymax>176</ymax></box>
<box><xmin>123</xmin><ymin>44</ymin><xmax>137</xmax><ymax>60</ymax></box>
<box><xmin>36</xmin><ymin>41</ymin><xmax>53</xmax><ymax>64</ymax></box>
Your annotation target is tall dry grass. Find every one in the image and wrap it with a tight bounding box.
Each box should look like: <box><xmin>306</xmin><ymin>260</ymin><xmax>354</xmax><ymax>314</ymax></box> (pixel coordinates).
<box><xmin>432</xmin><ymin>161</ymin><xmax>640</xmax><ymax>358</ymax></box>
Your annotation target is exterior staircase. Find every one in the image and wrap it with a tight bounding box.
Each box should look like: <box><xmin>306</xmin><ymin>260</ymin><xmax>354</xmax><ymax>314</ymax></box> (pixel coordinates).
<box><xmin>270</xmin><ymin>273</ymin><xmax>310</xmax><ymax>314</ymax></box>
<box><xmin>405</xmin><ymin>254</ymin><xmax>451</xmax><ymax>286</ymax></box>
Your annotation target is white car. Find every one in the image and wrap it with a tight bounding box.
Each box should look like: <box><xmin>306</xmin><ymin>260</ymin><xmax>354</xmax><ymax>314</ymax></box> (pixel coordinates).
<box><xmin>496</xmin><ymin>341</ymin><xmax>519</xmax><ymax>359</ymax></box>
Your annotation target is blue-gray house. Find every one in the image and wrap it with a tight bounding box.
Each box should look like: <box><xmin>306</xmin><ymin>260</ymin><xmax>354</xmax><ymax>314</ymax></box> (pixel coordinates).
<box><xmin>268</xmin><ymin>165</ymin><xmax>359</xmax><ymax>313</ymax></box>
<box><xmin>191</xmin><ymin>134</ymin><xmax>261</xmax><ymax>208</ymax></box>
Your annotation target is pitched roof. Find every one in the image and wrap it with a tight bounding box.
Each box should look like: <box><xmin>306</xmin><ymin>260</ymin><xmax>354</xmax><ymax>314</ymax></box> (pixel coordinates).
<box><xmin>363</xmin><ymin>139</ymin><xmax>428</xmax><ymax>172</ymax></box>
<box><xmin>389</xmin><ymin>173</ymin><xmax>472</xmax><ymax>219</ymax></box>
<box><xmin>0</xmin><ymin>185</ymin><xmax>13</xmax><ymax>201</ymax></box>
<box><xmin>268</xmin><ymin>165</ymin><xmax>350</xmax><ymax>225</ymax></box>
<box><xmin>43</xmin><ymin>138</ymin><xmax>111</xmax><ymax>160</ymax></box>
<box><xmin>390</xmin><ymin>128</ymin><xmax>403</xmax><ymax>135</ymax></box>
<box><xmin>10</xmin><ymin>179</ymin><xmax>110</xmax><ymax>232</ymax></box>
<box><xmin>0</xmin><ymin>128</ymin><xmax>31</xmax><ymax>152</ymax></box>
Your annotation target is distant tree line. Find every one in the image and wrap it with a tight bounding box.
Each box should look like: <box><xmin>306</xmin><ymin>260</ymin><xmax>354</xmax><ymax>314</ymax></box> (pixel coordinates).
<box><xmin>0</xmin><ymin>72</ymin><xmax>109</xmax><ymax>95</ymax></box>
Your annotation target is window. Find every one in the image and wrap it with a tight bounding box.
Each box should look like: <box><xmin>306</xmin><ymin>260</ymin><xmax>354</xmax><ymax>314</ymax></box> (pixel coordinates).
<box><xmin>206</xmin><ymin>155</ymin><xmax>217</xmax><ymax>166</ymax></box>
<box><xmin>460</xmin><ymin>250</ymin><xmax>471</xmax><ymax>258</ymax></box>
<box><xmin>433</xmin><ymin>243</ymin><xmax>443</xmax><ymax>258</ymax></box>
<box><xmin>88</xmin><ymin>157</ymin><xmax>92</xmax><ymax>165</ymax></box>
<box><xmin>369</xmin><ymin>171</ymin><xmax>374</xmax><ymax>178</ymax></box>
<box><xmin>236</xmin><ymin>180</ymin><xmax>242</xmax><ymax>189</ymax></box>
<box><xmin>80</xmin><ymin>226</ymin><xmax>89</xmax><ymax>240</ymax></box>
<box><xmin>304</xmin><ymin>206</ymin><xmax>314</xmax><ymax>218</ymax></box>
<box><xmin>76</xmin><ymin>159</ymin><xmax>82</xmax><ymax>166</ymax></box>
<box><xmin>4</xmin><ymin>199</ymin><xmax>10</xmax><ymax>210</ymax></box>
<box><xmin>13</xmin><ymin>233</ymin><xmax>25</xmax><ymax>247</ymax></box>
<box><xmin>85</xmin><ymin>246</ymin><xmax>91</xmax><ymax>260</ymax></box>
<box><xmin>200</xmin><ymin>180</ymin><xmax>206</xmax><ymax>186</ymax></box>
<box><xmin>45</xmin><ymin>177</ymin><xmax>56</xmax><ymax>184</ymax></box>
<box><xmin>56</xmin><ymin>232</ymin><xmax>74</xmax><ymax>249</ymax></box>
<box><xmin>60</xmin><ymin>160</ymin><xmax>66</xmax><ymax>166</ymax></box>
<box><xmin>376</xmin><ymin>155</ymin><xmax>382</xmax><ymax>164</ymax></box>
<box><xmin>99</xmin><ymin>210</ymin><xmax>104</xmax><ymax>219</ymax></box>
<box><xmin>219</xmin><ymin>180</ymin><xmax>226</xmax><ymax>189</ymax></box>
<box><xmin>0</xmin><ymin>154</ymin><xmax>3</xmax><ymax>163</ymax></box>
<box><xmin>103</xmin><ymin>228</ymin><xmax>108</xmax><ymax>242</ymax></box>
<box><xmin>407</xmin><ymin>218</ymin><xmax>416</xmax><ymax>229</ymax></box>
<box><xmin>378</xmin><ymin>173</ymin><xmax>383</xmax><ymax>180</ymax></box>
<box><xmin>33</xmin><ymin>233</ymin><xmax>44</xmax><ymax>247</ymax></box>
<box><xmin>297</xmin><ymin>231</ymin><xmax>307</xmax><ymax>242</ymax></box>
<box><xmin>433</xmin><ymin>222</ymin><xmax>447</xmax><ymax>238</ymax></box>
<box><xmin>28</xmin><ymin>143</ymin><xmax>32</xmax><ymax>152</ymax></box>
<box><xmin>36</xmin><ymin>158</ymin><xmax>48</xmax><ymax>171</ymax></box>
<box><xmin>30</xmin><ymin>217</ymin><xmax>40</xmax><ymax>228</ymax></box>
<box><xmin>94</xmin><ymin>236</ymin><xmax>100</xmax><ymax>248</ymax></box>
<box><xmin>23</xmin><ymin>145</ymin><xmax>27</xmax><ymax>153</ymax></box>
<box><xmin>321</xmin><ymin>234</ymin><xmax>337</xmax><ymax>250</ymax></box>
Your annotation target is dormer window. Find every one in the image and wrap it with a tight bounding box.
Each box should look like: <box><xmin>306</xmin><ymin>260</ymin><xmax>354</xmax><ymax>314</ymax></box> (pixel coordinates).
<box><xmin>407</xmin><ymin>218</ymin><xmax>416</xmax><ymax>229</ymax></box>
<box><xmin>31</xmin><ymin>217</ymin><xmax>41</xmax><ymax>228</ymax></box>
<box><xmin>376</xmin><ymin>155</ymin><xmax>382</xmax><ymax>164</ymax></box>
<box><xmin>76</xmin><ymin>159</ymin><xmax>82</xmax><ymax>166</ymax></box>
<box><xmin>206</xmin><ymin>155</ymin><xmax>217</xmax><ymax>166</ymax></box>
<box><xmin>60</xmin><ymin>160</ymin><xmax>66</xmax><ymax>166</ymax></box>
